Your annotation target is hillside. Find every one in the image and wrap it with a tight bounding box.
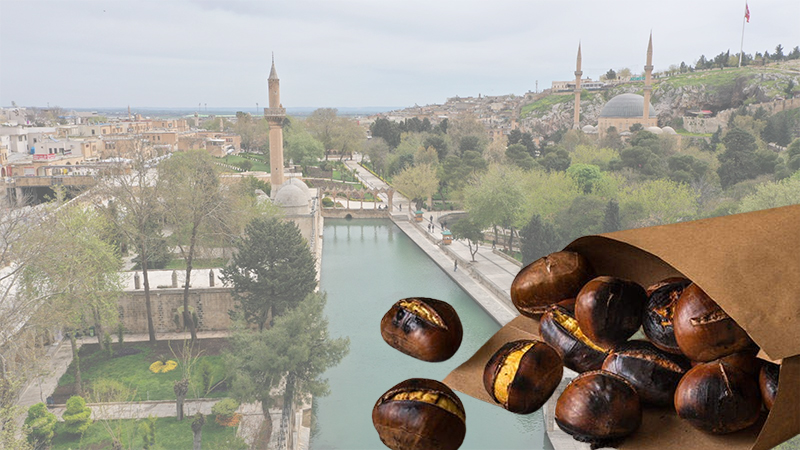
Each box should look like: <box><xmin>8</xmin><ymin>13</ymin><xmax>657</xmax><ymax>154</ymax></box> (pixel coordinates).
<box><xmin>521</xmin><ymin>60</ymin><xmax>800</xmax><ymax>135</ymax></box>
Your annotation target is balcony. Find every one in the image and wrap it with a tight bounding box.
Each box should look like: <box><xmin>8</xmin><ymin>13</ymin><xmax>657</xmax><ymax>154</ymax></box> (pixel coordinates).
<box><xmin>263</xmin><ymin>107</ymin><xmax>286</xmax><ymax>119</ymax></box>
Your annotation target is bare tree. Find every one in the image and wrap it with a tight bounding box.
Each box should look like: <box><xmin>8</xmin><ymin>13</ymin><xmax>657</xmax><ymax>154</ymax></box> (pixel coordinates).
<box><xmin>93</xmin><ymin>138</ymin><xmax>165</xmax><ymax>342</ymax></box>
<box><xmin>158</xmin><ymin>150</ymin><xmax>229</xmax><ymax>343</ymax></box>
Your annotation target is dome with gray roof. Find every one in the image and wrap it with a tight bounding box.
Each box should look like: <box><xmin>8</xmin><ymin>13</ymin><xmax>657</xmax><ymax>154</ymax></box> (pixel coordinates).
<box><xmin>599</xmin><ymin>93</ymin><xmax>656</xmax><ymax>118</ymax></box>
<box><xmin>274</xmin><ymin>184</ymin><xmax>308</xmax><ymax>208</ymax></box>
<box><xmin>280</xmin><ymin>177</ymin><xmax>310</xmax><ymax>196</ymax></box>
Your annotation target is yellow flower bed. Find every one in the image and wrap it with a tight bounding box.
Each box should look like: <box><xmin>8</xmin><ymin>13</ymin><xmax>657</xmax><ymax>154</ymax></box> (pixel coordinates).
<box><xmin>149</xmin><ymin>360</ymin><xmax>178</xmax><ymax>373</ymax></box>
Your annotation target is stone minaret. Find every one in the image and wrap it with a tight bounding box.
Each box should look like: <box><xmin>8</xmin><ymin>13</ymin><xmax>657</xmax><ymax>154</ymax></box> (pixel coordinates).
<box><xmin>265</xmin><ymin>54</ymin><xmax>286</xmax><ymax>187</ymax></box>
<box><xmin>643</xmin><ymin>33</ymin><xmax>654</xmax><ymax>121</ymax></box>
<box><xmin>573</xmin><ymin>43</ymin><xmax>583</xmax><ymax>129</ymax></box>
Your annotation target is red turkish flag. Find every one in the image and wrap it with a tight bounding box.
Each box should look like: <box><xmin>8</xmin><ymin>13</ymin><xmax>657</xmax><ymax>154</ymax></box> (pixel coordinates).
<box><xmin>745</xmin><ymin>3</ymin><xmax>750</xmax><ymax>22</ymax></box>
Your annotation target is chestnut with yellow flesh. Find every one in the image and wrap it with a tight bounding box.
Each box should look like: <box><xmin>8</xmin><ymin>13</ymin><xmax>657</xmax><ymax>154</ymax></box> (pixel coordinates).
<box><xmin>540</xmin><ymin>303</ymin><xmax>609</xmax><ymax>373</ymax></box>
<box><xmin>551</xmin><ymin>309</ymin><xmax>605</xmax><ymax>353</ymax></box>
<box><xmin>483</xmin><ymin>340</ymin><xmax>563</xmax><ymax>414</ymax></box>
<box><xmin>493</xmin><ymin>342</ymin><xmax>535</xmax><ymax>404</ymax></box>
<box><xmin>373</xmin><ymin>378</ymin><xmax>466</xmax><ymax>450</ymax></box>
<box><xmin>380</xmin><ymin>298</ymin><xmax>463</xmax><ymax>362</ymax></box>
<box><xmin>397</xmin><ymin>299</ymin><xmax>445</xmax><ymax>328</ymax></box>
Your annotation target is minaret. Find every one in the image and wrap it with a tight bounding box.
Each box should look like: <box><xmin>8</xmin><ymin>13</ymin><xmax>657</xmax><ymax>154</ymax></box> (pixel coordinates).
<box><xmin>265</xmin><ymin>53</ymin><xmax>286</xmax><ymax>187</ymax></box>
<box><xmin>573</xmin><ymin>43</ymin><xmax>583</xmax><ymax>129</ymax></box>
<box><xmin>643</xmin><ymin>33</ymin><xmax>654</xmax><ymax>121</ymax></box>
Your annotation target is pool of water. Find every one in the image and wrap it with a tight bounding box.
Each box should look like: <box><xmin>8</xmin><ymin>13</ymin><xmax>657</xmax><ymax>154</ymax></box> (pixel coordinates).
<box><xmin>313</xmin><ymin>219</ymin><xmax>551</xmax><ymax>450</ymax></box>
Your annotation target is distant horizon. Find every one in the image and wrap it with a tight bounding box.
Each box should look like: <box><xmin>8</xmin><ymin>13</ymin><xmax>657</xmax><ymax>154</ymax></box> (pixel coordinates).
<box><xmin>2</xmin><ymin>105</ymin><xmax>406</xmax><ymax>118</ymax></box>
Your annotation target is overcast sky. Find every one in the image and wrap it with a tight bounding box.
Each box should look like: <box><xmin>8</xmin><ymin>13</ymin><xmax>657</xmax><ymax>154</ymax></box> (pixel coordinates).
<box><xmin>1</xmin><ymin>0</ymin><xmax>798</xmax><ymax>110</ymax></box>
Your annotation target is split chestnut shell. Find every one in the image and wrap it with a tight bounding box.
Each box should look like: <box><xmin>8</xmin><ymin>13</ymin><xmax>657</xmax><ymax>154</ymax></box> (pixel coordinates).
<box><xmin>511</xmin><ymin>251</ymin><xmax>594</xmax><ymax>317</ymax></box>
<box><xmin>540</xmin><ymin>300</ymin><xmax>609</xmax><ymax>373</ymax></box>
<box><xmin>381</xmin><ymin>298</ymin><xmax>463</xmax><ymax>362</ymax></box>
<box><xmin>601</xmin><ymin>340</ymin><xmax>690</xmax><ymax>406</ymax></box>
<box><xmin>674</xmin><ymin>360</ymin><xmax>762</xmax><ymax>434</ymax></box>
<box><xmin>673</xmin><ymin>283</ymin><xmax>754</xmax><ymax>362</ymax></box>
<box><xmin>483</xmin><ymin>339</ymin><xmax>563</xmax><ymax>414</ymax></box>
<box><xmin>555</xmin><ymin>370</ymin><xmax>642</xmax><ymax>445</ymax></box>
<box><xmin>372</xmin><ymin>378</ymin><xmax>466</xmax><ymax>450</ymax></box>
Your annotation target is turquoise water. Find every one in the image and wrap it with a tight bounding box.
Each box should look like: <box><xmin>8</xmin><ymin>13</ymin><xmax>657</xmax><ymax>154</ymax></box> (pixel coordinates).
<box><xmin>313</xmin><ymin>219</ymin><xmax>551</xmax><ymax>450</ymax></box>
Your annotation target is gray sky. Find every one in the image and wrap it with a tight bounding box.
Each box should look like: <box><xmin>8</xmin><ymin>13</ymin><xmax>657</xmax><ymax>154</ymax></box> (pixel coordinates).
<box><xmin>1</xmin><ymin>0</ymin><xmax>798</xmax><ymax>109</ymax></box>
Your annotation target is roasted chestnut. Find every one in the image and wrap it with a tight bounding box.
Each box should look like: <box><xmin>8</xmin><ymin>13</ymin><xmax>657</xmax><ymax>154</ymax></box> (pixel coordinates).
<box><xmin>373</xmin><ymin>378</ymin><xmax>466</xmax><ymax>450</ymax></box>
<box><xmin>555</xmin><ymin>370</ymin><xmax>642</xmax><ymax>445</ymax></box>
<box><xmin>674</xmin><ymin>360</ymin><xmax>762</xmax><ymax>434</ymax></box>
<box><xmin>673</xmin><ymin>283</ymin><xmax>754</xmax><ymax>362</ymax></box>
<box><xmin>642</xmin><ymin>277</ymin><xmax>692</xmax><ymax>354</ymax></box>
<box><xmin>601</xmin><ymin>340</ymin><xmax>691</xmax><ymax>406</ymax></box>
<box><xmin>381</xmin><ymin>298</ymin><xmax>463</xmax><ymax>362</ymax></box>
<box><xmin>483</xmin><ymin>339</ymin><xmax>563</xmax><ymax>414</ymax></box>
<box><xmin>575</xmin><ymin>276</ymin><xmax>647</xmax><ymax>348</ymax></box>
<box><xmin>540</xmin><ymin>301</ymin><xmax>609</xmax><ymax>373</ymax></box>
<box><xmin>511</xmin><ymin>251</ymin><xmax>593</xmax><ymax>317</ymax></box>
<box><xmin>759</xmin><ymin>361</ymin><xmax>780</xmax><ymax>411</ymax></box>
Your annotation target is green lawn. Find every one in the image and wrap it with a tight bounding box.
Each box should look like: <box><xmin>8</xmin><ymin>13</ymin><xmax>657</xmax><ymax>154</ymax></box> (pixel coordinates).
<box><xmin>217</xmin><ymin>154</ymin><xmax>270</xmax><ymax>172</ymax></box>
<box><xmin>331</xmin><ymin>170</ymin><xmax>357</xmax><ymax>182</ymax></box>
<box><xmin>521</xmin><ymin>94</ymin><xmax>574</xmax><ymax>118</ymax></box>
<box><xmin>50</xmin><ymin>416</ymin><xmax>245</xmax><ymax>450</ymax></box>
<box><xmin>164</xmin><ymin>258</ymin><xmax>228</xmax><ymax>270</ymax></box>
<box><xmin>57</xmin><ymin>343</ymin><xmax>229</xmax><ymax>402</ymax></box>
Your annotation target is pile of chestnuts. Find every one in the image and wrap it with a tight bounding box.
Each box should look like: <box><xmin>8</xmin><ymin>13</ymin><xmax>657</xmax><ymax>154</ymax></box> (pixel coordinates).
<box><xmin>510</xmin><ymin>250</ymin><xmax>780</xmax><ymax>446</ymax></box>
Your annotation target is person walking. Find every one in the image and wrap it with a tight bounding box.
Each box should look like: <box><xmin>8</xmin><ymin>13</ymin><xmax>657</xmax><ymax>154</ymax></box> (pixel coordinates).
<box><xmin>454</xmin><ymin>260</ymin><xmax>458</xmax><ymax>272</ymax></box>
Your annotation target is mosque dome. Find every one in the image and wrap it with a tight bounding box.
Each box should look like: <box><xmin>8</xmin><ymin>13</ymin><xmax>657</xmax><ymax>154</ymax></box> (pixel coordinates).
<box><xmin>599</xmin><ymin>93</ymin><xmax>656</xmax><ymax>118</ymax></box>
<box><xmin>581</xmin><ymin>125</ymin><xmax>597</xmax><ymax>134</ymax></box>
<box><xmin>280</xmin><ymin>177</ymin><xmax>310</xmax><ymax>196</ymax></box>
<box><xmin>274</xmin><ymin>184</ymin><xmax>308</xmax><ymax>208</ymax></box>
<box><xmin>645</xmin><ymin>126</ymin><xmax>664</xmax><ymax>135</ymax></box>
<box><xmin>661</xmin><ymin>126</ymin><xmax>677</xmax><ymax>135</ymax></box>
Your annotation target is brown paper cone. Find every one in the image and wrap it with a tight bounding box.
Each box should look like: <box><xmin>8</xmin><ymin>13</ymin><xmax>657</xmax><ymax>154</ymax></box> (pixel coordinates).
<box><xmin>444</xmin><ymin>205</ymin><xmax>800</xmax><ymax>449</ymax></box>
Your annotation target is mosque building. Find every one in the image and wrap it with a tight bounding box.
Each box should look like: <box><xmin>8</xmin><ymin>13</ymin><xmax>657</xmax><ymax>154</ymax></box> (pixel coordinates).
<box><xmin>260</xmin><ymin>56</ymin><xmax>322</xmax><ymax>254</ymax></box>
<box><xmin>578</xmin><ymin>34</ymin><xmax>677</xmax><ymax>138</ymax></box>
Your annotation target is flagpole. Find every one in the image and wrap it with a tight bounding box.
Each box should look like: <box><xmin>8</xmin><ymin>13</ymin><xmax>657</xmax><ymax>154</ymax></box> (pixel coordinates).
<box><xmin>739</xmin><ymin>2</ymin><xmax>747</xmax><ymax>68</ymax></box>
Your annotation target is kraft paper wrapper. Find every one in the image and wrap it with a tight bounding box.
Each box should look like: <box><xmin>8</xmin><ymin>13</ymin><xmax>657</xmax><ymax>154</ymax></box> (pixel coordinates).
<box><xmin>444</xmin><ymin>205</ymin><xmax>800</xmax><ymax>449</ymax></box>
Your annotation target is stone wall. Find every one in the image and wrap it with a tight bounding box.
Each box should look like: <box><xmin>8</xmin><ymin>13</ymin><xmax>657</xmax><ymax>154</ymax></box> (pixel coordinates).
<box><xmin>683</xmin><ymin>97</ymin><xmax>800</xmax><ymax>134</ymax></box>
<box><xmin>118</xmin><ymin>287</ymin><xmax>234</xmax><ymax>333</ymax></box>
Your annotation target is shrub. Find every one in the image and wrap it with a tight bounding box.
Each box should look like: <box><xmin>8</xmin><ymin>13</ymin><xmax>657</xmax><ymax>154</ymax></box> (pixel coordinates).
<box><xmin>212</xmin><ymin>398</ymin><xmax>240</xmax><ymax>426</ymax></box>
<box><xmin>322</xmin><ymin>197</ymin><xmax>334</xmax><ymax>207</ymax></box>
<box><xmin>62</xmin><ymin>396</ymin><xmax>92</xmax><ymax>435</ymax></box>
<box><xmin>90</xmin><ymin>378</ymin><xmax>134</xmax><ymax>403</ymax></box>
<box><xmin>25</xmin><ymin>403</ymin><xmax>57</xmax><ymax>446</ymax></box>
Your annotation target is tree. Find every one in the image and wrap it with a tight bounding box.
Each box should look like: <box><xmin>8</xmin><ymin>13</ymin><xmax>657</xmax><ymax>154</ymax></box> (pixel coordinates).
<box><xmin>226</xmin><ymin>292</ymin><xmax>349</xmax><ymax>434</ymax></box>
<box><xmin>717</xmin><ymin>128</ymin><xmax>759</xmax><ymax>188</ymax></box>
<box><xmin>24</xmin><ymin>403</ymin><xmax>56</xmax><ymax>448</ymax></box>
<box><xmin>364</xmin><ymin>138</ymin><xmax>391</xmax><ymax>175</ymax></box>
<box><xmin>604</xmin><ymin>69</ymin><xmax>617</xmax><ymax>80</ymax></box>
<box><xmin>23</xmin><ymin>205</ymin><xmax>123</xmax><ymax>396</ymax></box>
<box><xmin>539</xmin><ymin>148</ymin><xmax>571</xmax><ymax>172</ymax></box>
<box><xmin>174</xmin><ymin>379</ymin><xmax>189</xmax><ymax>421</ymax></box>
<box><xmin>370</xmin><ymin>118</ymin><xmax>402</xmax><ymax>149</ymax></box>
<box><xmin>63</xmin><ymin>396</ymin><xmax>92</xmax><ymax>435</ymax></box>
<box><xmin>739</xmin><ymin>177</ymin><xmax>800</xmax><ymax>213</ymax></box>
<box><xmin>192</xmin><ymin>413</ymin><xmax>205</xmax><ymax>450</ymax></box>
<box><xmin>94</xmin><ymin>138</ymin><xmax>164</xmax><ymax>342</ymax></box>
<box><xmin>463</xmin><ymin>165</ymin><xmax>525</xmax><ymax>252</ymax></box>
<box><xmin>450</xmin><ymin>217</ymin><xmax>484</xmax><ymax>261</ymax></box>
<box><xmin>566</xmin><ymin>164</ymin><xmax>602</xmax><ymax>194</ymax></box>
<box><xmin>285</xmin><ymin>125</ymin><xmax>324</xmax><ymax>170</ymax></box>
<box><xmin>221</xmin><ymin>216</ymin><xmax>317</xmax><ymax>331</ymax></box>
<box><xmin>506</xmin><ymin>143</ymin><xmax>536</xmax><ymax>170</ymax></box>
<box><xmin>159</xmin><ymin>150</ymin><xmax>233</xmax><ymax>343</ymax></box>
<box><xmin>306</xmin><ymin>108</ymin><xmax>365</xmax><ymax>160</ymax></box>
<box><xmin>619</xmin><ymin>179</ymin><xmax>698</xmax><ymax>228</ymax></box>
<box><xmin>603</xmin><ymin>200</ymin><xmax>622</xmax><ymax>233</ymax></box>
<box><xmin>392</xmin><ymin>164</ymin><xmax>440</xmax><ymax>211</ymax></box>
<box><xmin>519</xmin><ymin>214</ymin><xmax>560</xmax><ymax>266</ymax></box>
